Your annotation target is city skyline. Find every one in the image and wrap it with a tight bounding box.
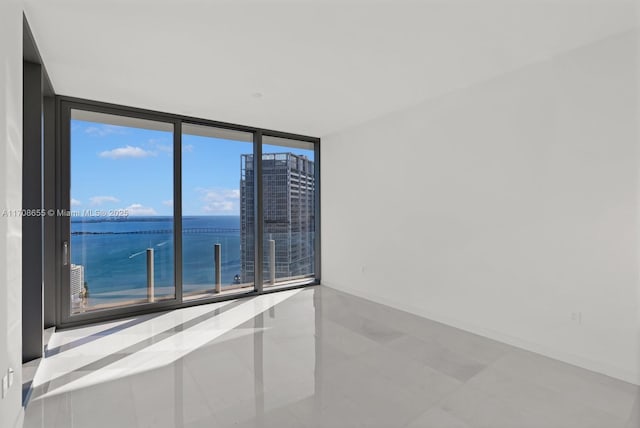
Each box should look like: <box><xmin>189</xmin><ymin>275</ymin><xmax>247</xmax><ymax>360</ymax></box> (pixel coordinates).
<box><xmin>71</xmin><ymin>119</ymin><xmax>314</xmax><ymax>217</ymax></box>
<box><xmin>240</xmin><ymin>152</ymin><xmax>316</xmax><ymax>283</ymax></box>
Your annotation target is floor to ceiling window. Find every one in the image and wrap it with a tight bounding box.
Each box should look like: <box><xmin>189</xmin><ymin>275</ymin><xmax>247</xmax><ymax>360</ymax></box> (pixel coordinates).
<box><xmin>181</xmin><ymin>124</ymin><xmax>255</xmax><ymax>301</ymax></box>
<box><xmin>260</xmin><ymin>136</ymin><xmax>317</xmax><ymax>289</ymax></box>
<box><xmin>68</xmin><ymin>110</ymin><xmax>176</xmax><ymax>314</ymax></box>
<box><xmin>58</xmin><ymin>98</ymin><xmax>320</xmax><ymax>327</ymax></box>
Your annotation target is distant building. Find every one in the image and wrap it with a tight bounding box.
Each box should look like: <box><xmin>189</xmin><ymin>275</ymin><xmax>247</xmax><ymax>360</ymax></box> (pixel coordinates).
<box><xmin>70</xmin><ymin>264</ymin><xmax>84</xmax><ymax>301</ymax></box>
<box><xmin>240</xmin><ymin>153</ymin><xmax>315</xmax><ymax>284</ymax></box>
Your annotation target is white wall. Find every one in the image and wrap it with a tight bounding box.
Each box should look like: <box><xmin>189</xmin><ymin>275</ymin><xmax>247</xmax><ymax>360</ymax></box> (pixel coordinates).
<box><xmin>0</xmin><ymin>0</ymin><xmax>23</xmax><ymax>426</ymax></box>
<box><xmin>322</xmin><ymin>30</ymin><xmax>640</xmax><ymax>385</ymax></box>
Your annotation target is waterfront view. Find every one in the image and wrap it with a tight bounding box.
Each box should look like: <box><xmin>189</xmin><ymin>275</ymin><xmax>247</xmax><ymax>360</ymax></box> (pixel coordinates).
<box><xmin>71</xmin><ymin>215</ymin><xmax>244</xmax><ymax>309</ymax></box>
<box><xmin>70</xmin><ymin>111</ymin><xmax>315</xmax><ymax>314</ymax></box>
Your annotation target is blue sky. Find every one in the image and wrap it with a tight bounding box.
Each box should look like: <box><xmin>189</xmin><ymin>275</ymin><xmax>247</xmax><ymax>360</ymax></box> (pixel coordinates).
<box><xmin>71</xmin><ymin>120</ymin><xmax>314</xmax><ymax>216</ymax></box>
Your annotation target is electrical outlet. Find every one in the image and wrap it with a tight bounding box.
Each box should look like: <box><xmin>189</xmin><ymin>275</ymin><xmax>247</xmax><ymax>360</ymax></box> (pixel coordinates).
<box><xmin>571</xmin><ymin>312</ymin><xmax>583</xmax><ymax>324</ymax></box>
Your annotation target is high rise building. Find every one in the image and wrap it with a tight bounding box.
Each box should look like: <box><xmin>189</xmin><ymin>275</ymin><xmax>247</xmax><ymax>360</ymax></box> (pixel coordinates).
<box><xmin>240</xmin><ymin>153</ymin><xmax>315</xmax><ymax>284</ymax></box>
<box><xmin>70</xmin><ymin>263</ymin><xmax>85</xmax><ymax>302</ymax></box>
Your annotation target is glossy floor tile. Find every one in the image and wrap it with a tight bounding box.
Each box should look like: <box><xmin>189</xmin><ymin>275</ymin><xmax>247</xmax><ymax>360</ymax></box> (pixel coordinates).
<box><xmin>23</xmin><ymin>286</ymin><xmax>639</xmax><ymax>428</ymax></box>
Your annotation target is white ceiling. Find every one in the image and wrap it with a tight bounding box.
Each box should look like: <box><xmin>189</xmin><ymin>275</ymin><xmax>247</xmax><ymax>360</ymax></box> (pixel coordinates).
<box><xmin>24</xmin><ymin>0</ymin><xmax>636</xmax><ymax>137</ymax></box>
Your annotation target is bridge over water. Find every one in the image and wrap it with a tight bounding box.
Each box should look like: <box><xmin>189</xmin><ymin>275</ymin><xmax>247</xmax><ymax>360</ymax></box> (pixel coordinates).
<box><xmin>72</xmin><ymin>227</ymin><xmax>240</xmax><ymax>235</ymax></box>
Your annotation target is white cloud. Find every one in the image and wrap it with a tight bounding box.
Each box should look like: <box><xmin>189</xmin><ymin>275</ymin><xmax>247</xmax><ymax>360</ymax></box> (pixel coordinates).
<box><xmin>90</xmin><ymin>195</ymin><xmax>120</xmax><ymax>205</ymax></box>
<box><xmin>71</xmin><ymin>198</ymin><xmax>82</xmax><ymax>207</ymax></box>
<box><xmin>142</xmin><ymin>138</ymin><xmax>173</xmax><ymax>158</ymax></box>
<box><xmin>124</xmin><ymin>204</ymin><xmax>157</xmax><ymax>216</ymax></box>
<box><xmin>162</xmin><ymin>199</ymin><xmax>173</xmax><ymax>207</ymax></box>
<box><xmin>197</xmin><ymin>188</ymin><xmax>240</xmax><ymax>214</ymax></box>
<box><xmin>99</xmin><ymin>145</ymin><xmax>156</xmax><ymax>159</ymax></box>
<box><xmin>183</xmin><ymin>144</ymin><xmax>194</xmax><ymax>153</ymax></box>
<box><xmin>85</xmin><ymin>125</ymin><xmax>125</xmax><ymax>137</ymax></box>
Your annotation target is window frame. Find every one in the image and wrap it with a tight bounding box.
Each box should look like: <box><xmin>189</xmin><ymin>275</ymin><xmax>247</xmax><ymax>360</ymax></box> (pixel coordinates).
<box><xmin>56</xmin><ymin>96</ymin><xmax>320</xmax><ymax>329</ymax></box>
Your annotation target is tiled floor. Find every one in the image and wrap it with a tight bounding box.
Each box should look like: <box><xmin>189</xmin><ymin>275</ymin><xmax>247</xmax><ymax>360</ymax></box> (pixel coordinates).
<box><xmin>23</xmin><ymin>286</ymin><xmax>639</xmax><ymax>428</ymax></box>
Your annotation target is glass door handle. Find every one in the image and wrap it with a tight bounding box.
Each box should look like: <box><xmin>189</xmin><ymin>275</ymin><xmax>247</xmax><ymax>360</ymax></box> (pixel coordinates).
<box><xmin>62</xmin><ymin>241</ymin><xmax>69</xmax><ymax>266</ymax></box>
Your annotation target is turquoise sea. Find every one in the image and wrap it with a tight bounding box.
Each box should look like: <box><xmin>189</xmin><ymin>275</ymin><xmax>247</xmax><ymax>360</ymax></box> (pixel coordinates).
<box><xmin>71</xmin><ymin>216</ymin><xmax>244</xmax><ymax>305</ymax></box>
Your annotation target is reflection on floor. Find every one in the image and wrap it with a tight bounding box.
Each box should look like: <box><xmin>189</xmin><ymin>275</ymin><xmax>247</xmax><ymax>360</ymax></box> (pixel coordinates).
<box><xmin>23</xmin><ymin>286</ymin><xmax>639</xmax><ymax>428</ymax></box>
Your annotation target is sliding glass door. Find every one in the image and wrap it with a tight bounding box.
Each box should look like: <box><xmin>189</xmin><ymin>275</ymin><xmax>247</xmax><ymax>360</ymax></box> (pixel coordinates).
<box><xmin>67</xmin><ymin>109</ymin><xmax>176</xmax><ymax>314</ymax></box>
<box><xmin>58</xmin><ymin>98</ymin><xmax>319</xmax><ymax>327</ymax></box>
<box><xmin>181</xmin><ymin>124</ymin><xmax>255</xmax><ymax>301</ymax></box>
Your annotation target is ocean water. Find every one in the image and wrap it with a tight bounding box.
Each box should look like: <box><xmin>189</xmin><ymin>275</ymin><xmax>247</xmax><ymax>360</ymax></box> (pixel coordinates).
<box><xmin>71</xmin><ymin>216</ymin><xmax>244</xmax><ymax>304</ymax></box>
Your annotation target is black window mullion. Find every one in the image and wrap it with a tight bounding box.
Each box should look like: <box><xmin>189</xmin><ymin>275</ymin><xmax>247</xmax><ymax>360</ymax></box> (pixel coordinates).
<box><xmin>254</xmin><ymin>130</ymin><xmax>264</xmax><ymax>292</ymax></box>
<box><xmin>174</xmin><ymin>120</ymin><xmax>183</xmax><ymax>303</ymax></box>
<box><xmin>314</xmin><ymin>141</ymin><xmax>321</xmax><ymax>282</ymax></box>
<box><xmin>58</xmin><ymin>100</ymin><xmax>72</xmax><ymax>325</ymax></box>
